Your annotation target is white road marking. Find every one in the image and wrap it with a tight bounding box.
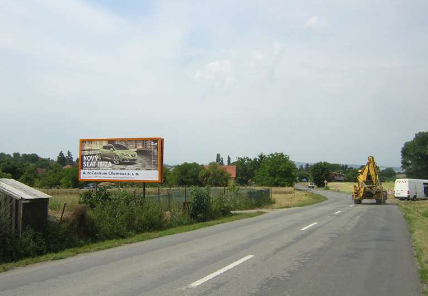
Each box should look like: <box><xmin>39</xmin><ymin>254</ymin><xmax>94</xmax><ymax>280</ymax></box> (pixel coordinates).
<box><xmin>334</xmin><ymin>211</ymin><xmax>342</xmax><ymax>215</ymax></box>
<box><xmin>301</xmin><ymin>222</ymin><xmax>318</xmax><ymax>231</ymax></box>
<box><xmin>349</xmin><ymin>205</ymin><xmax>353</xmax><ymax>207</ymax></box>
<box><xmin>188</xmin><ymin>255</ymin><xmax>254</xmax><ymax>288</ymax></box>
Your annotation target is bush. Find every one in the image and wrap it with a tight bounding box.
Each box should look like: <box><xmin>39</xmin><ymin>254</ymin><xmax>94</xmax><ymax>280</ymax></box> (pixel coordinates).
<box><xmin>69</xmin><ymin>205</ymin><xmax>98</xmax><ymax>239</ymax></box>
<box><xmin>190</xmin><ymin>187</ymin><xmax>211</xmax><ymax>222</ymax></box>
<box><xmin>79</xmin><ymin>187</ymin><xmax>112</xmax><ymax>209</ymax></box>
<box><xmin>211</xmin><ymin>193</ymin><xmax>231</xmax><ymax>218</ymax></box>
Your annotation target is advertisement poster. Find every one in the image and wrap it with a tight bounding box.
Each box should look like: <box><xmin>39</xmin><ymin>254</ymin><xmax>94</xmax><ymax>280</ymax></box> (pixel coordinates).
<box><xmin>79</xmin><ymin>138</ymin><xmax>163</xmax><ymax>182</ymax></box>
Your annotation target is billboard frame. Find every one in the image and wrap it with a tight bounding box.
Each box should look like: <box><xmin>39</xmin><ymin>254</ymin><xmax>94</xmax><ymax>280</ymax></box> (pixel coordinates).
<box><xmin>78</xmin><ymin>137</ymin><xmax>164</xmax><ymax>183</ymax></box>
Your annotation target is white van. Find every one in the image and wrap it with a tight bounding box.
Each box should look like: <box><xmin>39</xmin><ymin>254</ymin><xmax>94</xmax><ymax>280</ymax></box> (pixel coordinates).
<box><xmin>394</xmin><ymin>179</ymin><xmax>428</xmax><ymax>200</ymax></box>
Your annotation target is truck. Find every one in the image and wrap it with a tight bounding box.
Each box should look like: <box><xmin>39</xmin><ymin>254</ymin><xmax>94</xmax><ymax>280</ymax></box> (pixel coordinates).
<box><xmin>352</xmin><ymin>156</ymin><xmax>387</xmax><ymax>204</ymax></box>
<box><xmin>394</xmin><ymin>179</ymin><xmax>428</xmax><ymax>201</ymax></box>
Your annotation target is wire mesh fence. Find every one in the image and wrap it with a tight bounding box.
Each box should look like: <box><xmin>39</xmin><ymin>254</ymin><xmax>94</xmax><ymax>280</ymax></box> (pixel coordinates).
<box><xmin>135</xmin><ymin>187</ymin><xmax>272</xmax><ymax>209</ymax></box>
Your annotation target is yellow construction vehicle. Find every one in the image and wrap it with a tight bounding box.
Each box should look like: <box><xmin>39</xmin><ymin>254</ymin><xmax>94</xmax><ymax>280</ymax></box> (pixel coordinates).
<box><xmin>352</xmin><ymin>156</ymin><xmax>387</xmax><ymax>204</ymax></box>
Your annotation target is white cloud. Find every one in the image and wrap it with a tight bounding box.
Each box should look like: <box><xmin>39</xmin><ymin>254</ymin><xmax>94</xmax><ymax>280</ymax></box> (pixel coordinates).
<box><xmin>304</xmin><ymin>15</ymin><xmax>328</xmax><ymax>30</ymax></box>
<box><xmin>193</xmin><ymin>60</ymin><xmax>237</xmax><ymax>89</ymax></box>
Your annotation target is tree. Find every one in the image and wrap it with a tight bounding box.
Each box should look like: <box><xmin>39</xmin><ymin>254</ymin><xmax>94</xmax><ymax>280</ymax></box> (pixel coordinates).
<box><xmin>345</xmin><ymin>168</ymin><xmax>359</xmax><ymax>182</ymax></box>
<box><xmin>216</xmin><ymin>153</ymin><xmax>221</xmax><ymax>164</ymax></box>
<box><xmin>0</xmin><ymin>168</ymin><xmax>12</xmax><ymax>178</ymax></box>
<box><xmin>379</xmin><ymin>167</ymin><xmax>396</xmax><ymax>181</ymax></box>
<box><xmin>234</xmin><ymin>157</ymin><xmax>256</xmax><ymax>185</ymax></box>
<box><xmin>57</xmin><ymin>151</ymin><xmax>67</xmax><ymax>166</ymax></box>
<box><xmin>199</xmin><ymin>163</ymin><xmax>230</xmax><ymax>187</ymax></box>
<box><xmin>297</xmin><ymin>170</ymin><xmax>310</xmax><ymax>182</ymax></box>
<box><xmin>66</xmin><ymin>150</ymin><xmax>74</xmax><ymax>165</ymax></box>
<box><xmin>220</xmin><ymin>157</ymin><xmax>224</xmax><ymax>165</ymax></box>
<box><xmin>170</xmin><ymin>162</ymin><xmax>203</xmax><ymax>187</ymax></box>
<box><xmin>255</xmin><ymin>153</ymin><xmax>297</xmax><ymax>187</ymax></box>
<box><xmin>227</xmin><ymin>155</ymin><xmax>231</xmax><ymax>165</ymax></box>
<box><xmin>162</xmin><ymin>165</ymin><xmax>171</xmax><ymax>186</ymax></box>
<box><xmin>310</xmin><ymin>162</ymin><xmax>332</xmax><ymax>187</ymax></box>
<box><xmin>19</xmin><ymin>165</ymin><xmax>38</xmax><ymax>187</ymax></box>
<box><xmin>401</xmin><ymin>132</ymin><xmax>428</xmax><ymax>179</ymax></box>
<box><xmin>304</xmin><ymin>163</ymin><xmax>310</xmax><ymax>170</ymax></box>
<box><xmin>299</xmin><ymin>165</ymin><xmax>304</xmax><ymax>171</ymax></box>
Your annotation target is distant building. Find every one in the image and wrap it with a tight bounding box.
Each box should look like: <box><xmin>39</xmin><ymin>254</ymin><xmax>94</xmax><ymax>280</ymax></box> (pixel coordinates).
<box><xmin>330</xmin><ymin>172</ymin><xmax>345</xmax><ymax>182</ymax></box>
<box><xmin>203</xmin><ymin>165</ymin><xmax>237</xmax><ymax>184</ymax></box>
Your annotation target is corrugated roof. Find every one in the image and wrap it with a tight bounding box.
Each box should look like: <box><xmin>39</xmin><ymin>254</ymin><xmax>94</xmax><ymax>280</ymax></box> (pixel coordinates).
<box><xmin>0</xmin><ymin>179</ymin><xmax>51</xmax><ymax>200</ymax></box>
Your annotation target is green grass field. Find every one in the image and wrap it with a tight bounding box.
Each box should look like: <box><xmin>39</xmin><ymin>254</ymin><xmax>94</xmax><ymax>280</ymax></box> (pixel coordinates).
<box><xmin>269</xmin><ymin>188</ymin><xmax>327</xmax><ymax>209</ymax></box>
<box><xmin>396</xmin><ymin>199</ymin><xmax>428</xmax><ymax>294</ymax></box>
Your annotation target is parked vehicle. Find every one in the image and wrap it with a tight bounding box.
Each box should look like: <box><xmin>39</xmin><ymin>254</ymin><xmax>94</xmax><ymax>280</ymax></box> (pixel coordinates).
<box><xmin>394</xmin><ymin>179</ymin><xmax>428</xmax><ymax>201</ymax></box>
<box><xmin>308</xmin><ymin>182</ymin><xmax>315</xmax><ymax>188</ymax></box>
<box><xmin>99</xmin><ymin>144</ymin><xmax>137</xmax><ymax>164</ymax></box>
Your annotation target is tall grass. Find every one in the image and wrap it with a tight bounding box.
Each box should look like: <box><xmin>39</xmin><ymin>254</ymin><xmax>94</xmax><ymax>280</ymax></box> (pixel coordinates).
<box><xmin>396</xmin><ymin>200</ymin><xmax>428</xmax><ymax>295</ymax></box>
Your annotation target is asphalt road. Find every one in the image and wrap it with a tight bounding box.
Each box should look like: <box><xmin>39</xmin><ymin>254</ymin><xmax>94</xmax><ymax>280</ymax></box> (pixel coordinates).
<box><xmin>0</xmin><ymin>187</ymin><xmax>423</xmax><ymax>296</ymax></box>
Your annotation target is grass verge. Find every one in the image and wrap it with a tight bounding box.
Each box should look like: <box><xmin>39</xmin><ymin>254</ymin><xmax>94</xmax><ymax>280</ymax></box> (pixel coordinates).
<box><xmin>268</xmin><ymin>189</ymin><xmax>327</xmax><ymax>209</ymax></box>
<box><xmin>0</xmin><ymin>212</ymin><xmax>263</xmax><ymax>273</ymax></box>
<box><xmin>395</xmin><ymin>199</ymin><xmax>428</xmax><ymax>294</ymax></box>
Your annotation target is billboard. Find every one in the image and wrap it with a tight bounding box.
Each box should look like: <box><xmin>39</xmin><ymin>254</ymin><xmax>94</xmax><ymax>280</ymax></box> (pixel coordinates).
<box><xmin>79</xmin><ymin>138</ymin><xmax>164</xmax><ymax>183</ymax></box>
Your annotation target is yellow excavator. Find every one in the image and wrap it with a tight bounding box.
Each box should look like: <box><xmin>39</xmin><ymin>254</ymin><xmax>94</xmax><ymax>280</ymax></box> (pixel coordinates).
<box><xmin>352</xmin><ymin>156</ymin><xmax>387</xmax><ymax>204</ymax></box>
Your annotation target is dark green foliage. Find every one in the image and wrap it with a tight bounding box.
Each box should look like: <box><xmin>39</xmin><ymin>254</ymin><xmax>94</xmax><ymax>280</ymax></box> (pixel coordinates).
<box><xmin>255</xmin><ymin>153</ymin><xmax>297</xmax><ymax>187</ymax></box>
<box><xmin>170</xmin><ymin>162</ymin><xmax>203</xmax><ymax>186</ymax></box>
<box><xmin>225</xmin><ymin>185</ymin><xmax>272</xmax><ymax>210</ymax></box>
<box><xmin>345</xmin><ymin>168</ymin><xmax>359</xmax><ymax>182</ymax></box>
<box><xmin>18</xmin><ymin>165</ymin><xmax>38</xmax><ymax>186</ymax></box>
<box><xmin>311</xmin><ymin>162</ymin><xmax>332</xmax><ymax>187</ymax></box>
<box><xmin>379</xmin><ymin>167</ymin><xmax>396</xmax><ymax>182</ymax></box>
<box><xmin>401</xmin><ymin>132</ymin><xmax>428</xmax><ymax>179</ymax></box>
<box><xmin>189</xmin><ymin>187</ymin><xmax>212</xmax><ymax>222</ymax></box>
<box><xmin>0</xmin><ymin>168</ymin><xmax>12</xmax><ymax>178</ymax></box>
<box><xmin>57</xmin><ymin>151</ymin><xmax>67</xmax><ymax>166</ymax></box>
<box><xmin>227</xmin><ymin>155</ymin><xmax>231</xmax><ymax>165</ymax></box>
<box><xmin>66</xmin><ymin>150</ymin><xmax>74</xmax><ymax>165</ymax></box>
<box><xmin>79</xmin><ymin>186</ymin><xmax>112</xmax><ymax>209</ymax></box>
<box><xmin>162</xmin><ymin>165</ymin><xmax>171</xmax><ymax>186</ymax></box>
<box><xmin>234</xmin><ymin>157</ymin><xmax>256</xmax><ymax>185</ymax></box>
<box><xmin>60</xmin><ymin>167</ymin><xmax>81</xmax><ymax>188</ymax></box>
<box><xmin>199</xmin><ymin>163</ymin><xmax>230</xmax><ymax>187</ymax></box>
<box><xmin>297</xmin><ymin>170</ymin><xmax>310</xmax><ymax>182</ymax></box>
<box><xmin>211</xmin><ymin>194</ymin><xmax>231</xmax><ymax>218</ymax></box>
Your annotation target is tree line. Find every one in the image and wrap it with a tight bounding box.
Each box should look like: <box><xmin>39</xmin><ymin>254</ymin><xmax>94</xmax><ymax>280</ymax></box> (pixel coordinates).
<box><xmin>0</xmin><ymin>131</ymin><xmax>426</xmax><ymax>189</ymax></box>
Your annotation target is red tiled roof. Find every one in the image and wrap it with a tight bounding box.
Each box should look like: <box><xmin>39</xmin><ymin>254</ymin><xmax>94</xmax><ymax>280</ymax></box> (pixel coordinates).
<box><xmin>204</xmin><ymin>165</ymin><xmax>236</xmax><ymax>178</ymax></box>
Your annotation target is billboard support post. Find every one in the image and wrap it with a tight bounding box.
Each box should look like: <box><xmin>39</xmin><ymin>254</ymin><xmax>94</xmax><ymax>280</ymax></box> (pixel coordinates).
<box><xmin>143</xmin><ymin>183</ymin><xmax>146</xmax><ymax>200</ymax></box>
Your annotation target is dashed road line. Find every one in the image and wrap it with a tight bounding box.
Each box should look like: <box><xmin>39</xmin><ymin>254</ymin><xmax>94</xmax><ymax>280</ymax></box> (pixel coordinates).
<box><xmin>301</xmin><ymin>222</ymin><xmax>318</xmax><ymax>231</ymax></box>
<box><xmin>334</xmin><ymin>211</ymin><xmax>342</xmax><ymax>215</ymax></box>
<box><xmin>188</xmin><ymin>255</ymin><xmax>254</xmax><ymax>288</ymax></box>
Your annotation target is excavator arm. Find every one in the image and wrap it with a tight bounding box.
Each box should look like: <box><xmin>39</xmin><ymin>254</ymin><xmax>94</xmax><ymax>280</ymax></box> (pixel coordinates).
<box><xmin>352</xmin><ymin>156</ymin><xmax>386</xmax><ymax>204</ymax></box>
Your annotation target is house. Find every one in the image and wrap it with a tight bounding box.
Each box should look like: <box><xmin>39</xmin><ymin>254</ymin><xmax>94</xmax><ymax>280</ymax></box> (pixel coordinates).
<box><xmin>330</xmin><ymin>172</ymin><xmax>346</xmax><ymax>182</ymax></box>
<box><xmin>203</xmin><ymin>165</ymin><xmax>237</xmax><ymax>184</ymax></box>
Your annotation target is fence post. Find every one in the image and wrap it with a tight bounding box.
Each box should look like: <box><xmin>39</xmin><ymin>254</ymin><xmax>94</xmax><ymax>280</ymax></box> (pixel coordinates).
<box><xmin>59</xmin><ymin>203</ymin><xmax>67</xmax><ymax>224</ymax></box>
<box><xmin>168</xmin><ymin>186</ymin><xmax>172</xmax><ymax>211</ymax></box>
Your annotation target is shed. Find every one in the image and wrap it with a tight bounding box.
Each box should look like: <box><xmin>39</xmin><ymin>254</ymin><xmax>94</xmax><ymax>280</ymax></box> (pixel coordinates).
<box><xmin>0</xmin><ymin>178</ymin><xmax>51</xmax><ymax>237</ymax></box>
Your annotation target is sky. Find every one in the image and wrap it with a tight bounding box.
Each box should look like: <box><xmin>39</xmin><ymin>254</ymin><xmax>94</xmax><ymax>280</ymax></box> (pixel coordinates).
<box><xmin>0</xmin><ymin>0</ymin><xmax>427</xmax><ymax>167</ymax></box>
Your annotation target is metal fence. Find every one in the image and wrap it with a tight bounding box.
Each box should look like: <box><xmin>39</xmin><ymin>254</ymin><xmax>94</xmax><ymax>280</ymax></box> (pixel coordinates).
<box><xmin>137</xmin><ymin>187</ymin><xmax>271</xmax><ymax>209</ymax></box>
